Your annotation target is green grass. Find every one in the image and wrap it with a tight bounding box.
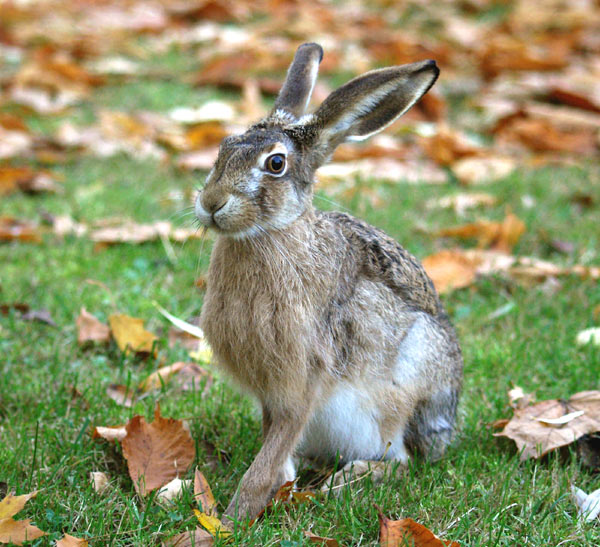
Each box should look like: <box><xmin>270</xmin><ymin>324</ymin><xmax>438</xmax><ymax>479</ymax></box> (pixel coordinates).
<box><xmin>2</xmin><ymin>77</ymin><xmax>600</xmax><ymax>546</ymax></box>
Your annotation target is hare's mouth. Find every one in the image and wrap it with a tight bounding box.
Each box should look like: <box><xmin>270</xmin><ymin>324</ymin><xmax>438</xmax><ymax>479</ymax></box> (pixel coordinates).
<box><xmin>195</xmin><ymin>192</ymin><xmax>258</xmax><ymax>237</ymax></box>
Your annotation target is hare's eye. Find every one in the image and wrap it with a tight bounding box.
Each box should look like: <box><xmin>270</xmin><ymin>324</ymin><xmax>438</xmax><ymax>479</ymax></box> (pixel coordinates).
<box><xmin>265</xmin><ymin>153</ymin><xmax>286</xmax><ymax>175</ymax></box>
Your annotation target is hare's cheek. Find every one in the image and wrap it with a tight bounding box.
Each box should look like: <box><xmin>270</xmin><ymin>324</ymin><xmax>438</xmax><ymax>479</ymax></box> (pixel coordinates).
<box><xmin>263</xmin><ymin>185</ymin><xmax>304</xmax><ymax>229</ymax></box>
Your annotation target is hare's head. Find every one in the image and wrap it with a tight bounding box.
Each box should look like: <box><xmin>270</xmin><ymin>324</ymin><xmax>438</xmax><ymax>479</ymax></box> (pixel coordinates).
<box><xmin>195</xmin><ymin>43</ymin><xmax>439</xmax><ymax>238</ymax></box>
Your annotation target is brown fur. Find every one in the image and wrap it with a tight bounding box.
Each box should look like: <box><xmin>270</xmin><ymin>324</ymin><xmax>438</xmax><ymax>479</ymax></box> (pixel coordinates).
<box><xmin>195</xmin><ymin>43</ymin><xmax>462</xmax><ymax>521</ymax></box>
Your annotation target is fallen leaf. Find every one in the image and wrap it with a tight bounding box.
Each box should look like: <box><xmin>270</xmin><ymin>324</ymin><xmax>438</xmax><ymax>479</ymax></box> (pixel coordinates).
<box><xmin>20</xmin><ymin>308</ymin><xmax>56</xmax><ymax>327</ymax></box>
<box><xmin>92</xmin><ymin>425</ymin><xmax>127</xmax><ymax>443</ymax></box>
<box><xmin>251</xmin><ymin>481</ymin><xmax>315</xmax><ymax>524</ymax></box>
<box><xmin>138</xmin><ymin>362</ymin><xmax>187</xmax><ymax>393</ymax></box>
<box><xmin>0</xmin><ymin>491</ymin><xmax>46</xmax><ymax>545</ymax></box>
<box><xmin>495</xmin><ymin>390</ymin><xmax>600</xmax><ymax>460</ymax></box>
<box><xmin>194</xmin><ymin>509</ymin><xmax>231</xmax><ymax>539</ymax></box>
<box><xmin>0</xmin><ymin>518</ymin><xmax>46</xmax><ymax>545</ymax></box>
<box><xmin>76</xmin><ymin>308</ymin><xmax>110</xmax><ymax>345</ymax></box>
<box><xmin>452</xmin><ymin>156</ymin><xmax>516</xmax><ymax>185</ymax></box>
<box><xmin>89</xmin><ymin>471</ymin><xmax>110</xmax><ymax>494</ymax></box>
<box><xmin>156</xmin><ymin>478</ymin><xmax>192</xmax><ymax>503</ymax></box>
<box><xmin>106</xmin><ymin>384</ymin><xmax>136</xmax><ymax>408</ymax></box>
<box><xmin>121</xmin><ymin>406</ymin><xmax>195</xmax><ymax>496</ymax></box>
<box><xmin>420</xmin><ymin>125</ymin><xmax>483</xmax><ymax>167</ymax></box>
<box><xmin>422</xmin><ymin>250</ymin><xmax>477</xmax><ymax>294</ymax></box>
<box><xmin>173</xmin><ymin>363</ymin><xmax>213</xmax><ymax>393</ymax></box>
<box><xmin>304</xmin><ymin>530</ymin><xmax>339</xmax><ymax>546</ymax></box>
<box><xmin>571</xmin><ymin>486</ymin><xmax>600</xmax><ymax>522</ymax></box>
<box><xmin>437</xmin><ymin>213</ymin><xmax>526</xmax><ymax>252</ymax></box>
<box><xmin>162</xmin><ymin>528</ymin><xmax>214</xmax><ymax>547</ymax></box>
<box><xmin>56</xmin><ymin>533</ymin><xmax>88</xmax><ymax>546</ymax></box>
<box><xmin>0</xmin><ymin>217</ymin><xmax>41</xmax><ymax>243</ymax></box>
<box><xmin>377</xmin><ymin>507</ymin><xmax>459</xmax><ymax>547</ymax></box>
<box><xmin>576</xmin><ymin>327</ymin><xmax>600</xmax><ymax>347</ymax></box>
<box><xmin>108</xmin><ymin>313</ymin><xmax>158</xmax><ymax>356</ymax></box>
<box><xmin>194</xmin><ymin>469</ymin><xmax>217</xmax><ymax>516</ymax></box>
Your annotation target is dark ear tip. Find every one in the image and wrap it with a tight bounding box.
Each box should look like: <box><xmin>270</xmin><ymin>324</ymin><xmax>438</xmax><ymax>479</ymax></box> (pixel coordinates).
<box><xmin>424</xmin><ymin>59</ymin><xmax>440</xmax><ymax>75</ymax></box>
<box><xmin>298</xmin><ymin>42</ymin><xmax>324</xmax><ymax>63</ymax></box>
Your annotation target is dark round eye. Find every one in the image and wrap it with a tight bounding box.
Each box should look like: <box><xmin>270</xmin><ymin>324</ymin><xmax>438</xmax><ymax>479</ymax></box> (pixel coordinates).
<box><xmin>265</xmin><ymin>153</ymin><xmax>286</xmax><ymax>175</ymax></box>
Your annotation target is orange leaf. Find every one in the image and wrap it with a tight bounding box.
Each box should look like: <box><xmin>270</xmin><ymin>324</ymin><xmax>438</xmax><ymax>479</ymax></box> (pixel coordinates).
<box><xmin>194</xmin><ymin>469</ymin><xmax>217</xmax><ymax>516</ymax></box>
<box><xmin>304</xmin><ymin>530</ymin><xmax>339</xmax><ymax>546</ymax></box>
<box><xmin>377</xmin><ymin>508</ymin><xmax>459</xmax><ymax>547</ymax></box>
<box><xmin>422</xmin><ymin>250</ymin><xmax>477</xmax><ymax>294</ymax></box>
<box><xmin>0</xmin><ymin>217</ymin><xmax>41</xmax><ymax>243</ymax></box>
<box><xmin>138</xmin><ymin>362</ymin><xmax>186</xmax><ymax>393</ymax></box>
<box><xmin>56</xmin><ymin>533</ymin><xmax>88</xmax><ymax>546</ymax></box>
<box><xmin>121</xmin><ymin>405</ymin><xmax>195</xmax><ymax>496</ymax></box>
<box><xmin>0</xmin><ymin>518</ymin><xmax>46</xmax><ymax>545</ymax></box>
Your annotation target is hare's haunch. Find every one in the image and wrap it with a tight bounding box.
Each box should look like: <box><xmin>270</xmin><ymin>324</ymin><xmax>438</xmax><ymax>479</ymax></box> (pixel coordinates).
<box><xmin>195</xmin><ymin>43</ymin><xmax>463</xmax><ymax>521</ymax></box>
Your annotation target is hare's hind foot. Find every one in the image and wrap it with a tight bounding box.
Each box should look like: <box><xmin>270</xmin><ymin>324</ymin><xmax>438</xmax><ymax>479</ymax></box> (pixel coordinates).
<box><xmin>404</xmin><ymin>389</ymin><xmax>459</xmax><ymax>461</ymax></box>
<box><xmin>320</xmin><ymin>459</ymin><xmax>407</xmax><ymax>495</ymax></box>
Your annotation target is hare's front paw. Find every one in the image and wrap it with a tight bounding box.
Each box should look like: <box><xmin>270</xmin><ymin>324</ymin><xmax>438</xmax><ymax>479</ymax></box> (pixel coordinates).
<box><xmin>321</xmin><ymin>460</ymin><xmax>406</xmax><ymax>495</ymax></box>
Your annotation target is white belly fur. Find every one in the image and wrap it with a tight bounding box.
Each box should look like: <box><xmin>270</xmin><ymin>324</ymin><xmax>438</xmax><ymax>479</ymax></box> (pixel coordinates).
<box><xmin>298</xmin><ymin>314</ymin><xmax>438</xmax><ymax>464</ymax></box>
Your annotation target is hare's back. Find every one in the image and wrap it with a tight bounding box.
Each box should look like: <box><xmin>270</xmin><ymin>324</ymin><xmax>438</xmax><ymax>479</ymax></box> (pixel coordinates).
<box><xmin>319</xmin><ymin>211</ymin><xmax>442</xmax><ymax>316</ymax></box>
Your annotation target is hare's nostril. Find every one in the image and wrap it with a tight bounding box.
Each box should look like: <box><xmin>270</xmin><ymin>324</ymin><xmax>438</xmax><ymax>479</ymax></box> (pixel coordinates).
<box><xmin>203</xmin><ymin>197</ymin><xmax>228</xmax><ymax>215</ymax></box>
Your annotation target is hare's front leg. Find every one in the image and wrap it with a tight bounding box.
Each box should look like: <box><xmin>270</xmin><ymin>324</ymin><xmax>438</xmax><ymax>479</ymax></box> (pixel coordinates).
<box><xmin>224</xmin><ymin>403</ymin><xmax>311</xmax><ymax>521</ymax></box>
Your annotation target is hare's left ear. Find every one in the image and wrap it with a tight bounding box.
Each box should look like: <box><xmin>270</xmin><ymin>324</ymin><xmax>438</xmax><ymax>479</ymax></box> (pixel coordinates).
<box><xmin>294</xmin><ymin>60</ymin><xmax>439</xmax><ymax>159</ymax></box>
<box><xmin>272</xmin><ymin>42</ymin><xmax>323</xmax><ymax>119</ymax></box>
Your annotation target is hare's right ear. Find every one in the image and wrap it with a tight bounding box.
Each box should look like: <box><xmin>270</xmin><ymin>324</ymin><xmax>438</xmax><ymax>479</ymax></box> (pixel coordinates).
<box><xmin>272</xmin><ymin>43</ymin><xmax>323</xmax><ymax>119</ymax></box>
<box><xmin>295</xmin><ymin>60</ymin><xmax>439</xmax><ymax>160</ymax></box>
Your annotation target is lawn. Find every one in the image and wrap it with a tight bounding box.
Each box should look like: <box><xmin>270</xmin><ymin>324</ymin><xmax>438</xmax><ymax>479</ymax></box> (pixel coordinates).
<box><xmin>1</xmin><ymin>2</ymin><xmax>600</xmax><ymax>546</ymax></box>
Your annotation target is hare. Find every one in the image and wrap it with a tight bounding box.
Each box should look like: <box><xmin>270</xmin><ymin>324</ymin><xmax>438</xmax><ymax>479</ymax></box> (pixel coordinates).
<box><xmin>195</xmin><ymin>43</ymin><xmax>462</xmax><ymax>521</ymax></box>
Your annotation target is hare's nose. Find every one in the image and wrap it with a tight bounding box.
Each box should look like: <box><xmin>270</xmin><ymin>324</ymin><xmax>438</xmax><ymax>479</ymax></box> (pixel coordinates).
<box><xmin>202</xmin><ymin>193</ymin><xmax>228</xmax><ymax>215</ymax></box>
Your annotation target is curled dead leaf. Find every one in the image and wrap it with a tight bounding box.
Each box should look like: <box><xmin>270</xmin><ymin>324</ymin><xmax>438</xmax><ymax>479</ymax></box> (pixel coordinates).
<box><xmin>495</xmin><ymin>390</ymin><xmax>600</xmax><ymax>460</ymax></box>
<box><xmin>92</xmin><ymin>425</ymin><xmax>127</xmax><ymax>442</ymax></box>
<box><xmin>89</xmin><ymin>471</ymin><xmax>109</xmax><ymax>494</ymax></box>
<box><xmin>194</xmin><ymin>469</ymin><xmax>217</xmax><ymax>516</ymax></box>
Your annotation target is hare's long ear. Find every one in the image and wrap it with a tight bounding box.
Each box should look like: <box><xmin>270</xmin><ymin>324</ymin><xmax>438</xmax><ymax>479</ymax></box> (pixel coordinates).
<box><xmin>272</xmin><ymin>43</ymin><xmax>323</xmax><ymax>119</ymax></box>
<box><xmin>299</xmin><ymin>60</ymin><xmax>439</xmax><ymax>157</ymax></box>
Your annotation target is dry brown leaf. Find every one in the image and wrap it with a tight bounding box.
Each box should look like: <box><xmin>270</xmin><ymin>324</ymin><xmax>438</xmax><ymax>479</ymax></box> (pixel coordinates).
<box><xmin>495</xmin><ymin>390</ymin><xmax>600</xmax><ymax>460</ymax></box>
<box><xmin>377</xmin><ymin>507</ymin><xmax>459</xmax><ymax>547</ymax></box>
<box><xmin>76</xmin><ymin>308</ymin><xmax>110</xmax><ymax>345</ymax></box>
<box><xmin>138</xmin><ymin>362</ymin><xmax>187</xmax><ymax>393</ymax></box>
<box><xmin>422</xmin><ymin>250</ymin><xmax>477</xmax><ymax>294</ymax></box>
<box><xmin>92</xmin><ymin>425</ymin><xmax>127</xmax><ymax>443</ymax></box>
<box><xmin>437</xmin><ymin>213</ymin><xmax>526</xmax><ymax>252</ymax></box>
<box><xmin>174</xmin><ymin>363</ymin><xmax>213</xmax><ymax>393</ymax></box>
<box><xmin>251</xmin><ymin>481</ymin><xmax>315</xmax><ymax>524</ymax></box>
<box><xmin>194</xmin><ymin>469</ymin><xmax>217</xmax><ymax>517</ymax></box>
<box><xmin>121</xmin><ymin>406</ymin><xmax>195</xmax><ymax>496</ymax></box>
<box><xmin>420</xmin><ymin>126</ymin><xmax>483</xmax><ymax>167</ymax></box>
<box><xmin>105</xmin><ymin>384</ymin><xmax>136</xmax><ymax>408</ymax></box>
<box><xmin>304</xmin><ymin>530</ymin><xmax>339</xmax><ymax>546</ymax></box>
<box><xmin>163</xmin><ymin>528</ymin><xmax>214</xmax><ymax>547</ymax></box>
<box><xmin>56</xmin><ymin>533</ymin><xmax>88</xmax><ymax>546</ymax></box>
<box><xmin>108</xmin><ymin>313</ymin><xmax>158</xmax><ymax>356</ymax></box>
<box><xmin>0</xmin><ymin>217</ymin><xmax>41</xmax><ymax>243</ymax></box>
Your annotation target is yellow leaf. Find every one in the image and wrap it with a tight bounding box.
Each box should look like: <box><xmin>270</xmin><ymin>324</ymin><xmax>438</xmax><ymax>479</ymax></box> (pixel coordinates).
<box><xmin>193</xmin><ymin>509</ymin><xmax>231</xmax><ymax>539</ymax></box>
<box><xmin>0</xmin><ymin>492</ymin><xmax>37</xmax><ymax>520</ymax></box>
<box><xmin>56</xmin><ymin>533</ymin><xmax>89</xmax><ymax>546</ymax></box>
<box><xmin>108</xmin><ymin>313</ymin><xmax>158</xmax><ymax>355</ymax></box>
<box><xmin>0</xmin><ymin>518</ymin><xmax>46</xmax><ymax>545</ymax></box>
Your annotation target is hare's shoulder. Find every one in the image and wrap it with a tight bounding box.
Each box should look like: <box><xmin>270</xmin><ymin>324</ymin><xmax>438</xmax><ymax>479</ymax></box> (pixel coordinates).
<box><xmin>319</xmin><ymin>211</ymin><xmax>441</xmax><ymax>316</ymax></box>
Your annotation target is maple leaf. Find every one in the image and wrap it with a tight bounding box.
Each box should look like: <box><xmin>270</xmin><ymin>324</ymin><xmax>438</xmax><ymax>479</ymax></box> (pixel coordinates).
<box><xmin>121</xmin><ymin>405</ymin><xmax>195</xmax><ymax>496</ymax></box>
<box><xmin>0</xmin><ymin>491</ymin><xmax>46</xmax><ymax>545</ymax></box>
<box><xmin>495</xmin><ymin>390</ymin><xmax>600</xmax><ymax>460</ymax></box>
<box><xmin>108</xmin><ymin>313</ymin><xmax>158</xmax><ymax>356</ymax></box>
